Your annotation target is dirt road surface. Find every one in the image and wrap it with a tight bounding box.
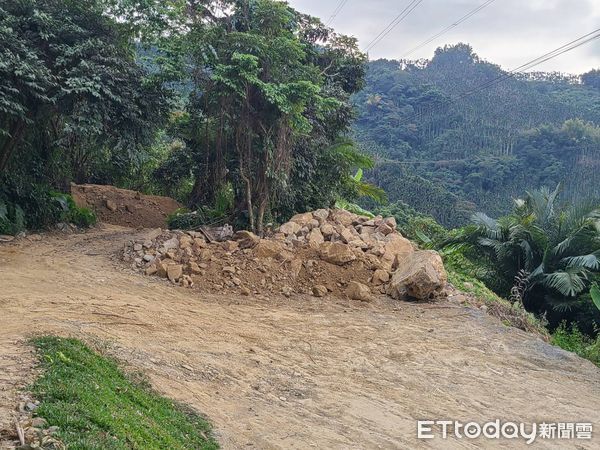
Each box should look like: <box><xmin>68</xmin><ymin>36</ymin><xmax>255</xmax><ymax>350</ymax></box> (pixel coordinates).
<box><xmin>1</xmin><ymin>225</ymin><xmax>599</xmax><ymax>449</ymax></box>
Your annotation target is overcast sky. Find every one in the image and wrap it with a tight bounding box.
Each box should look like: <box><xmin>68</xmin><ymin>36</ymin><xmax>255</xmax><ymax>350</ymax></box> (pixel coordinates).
<box><xmin>288</xmin><ymin>0</ymin><xmax>600</xmax><ymax>74</ymax></box>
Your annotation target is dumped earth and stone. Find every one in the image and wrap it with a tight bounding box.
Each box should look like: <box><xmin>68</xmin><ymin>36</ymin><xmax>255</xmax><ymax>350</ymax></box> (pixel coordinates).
<box><xmin>123</xmin><ymin>208</ymin><xmax>448</xmax><ymax>302</ymax></box>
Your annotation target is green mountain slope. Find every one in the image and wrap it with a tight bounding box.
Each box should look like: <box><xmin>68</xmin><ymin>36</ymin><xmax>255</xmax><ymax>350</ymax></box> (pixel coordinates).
<box><xmin>354</xmin><ymin>44</ymin><xmax>600</xmax><ymax>227</ymax></box>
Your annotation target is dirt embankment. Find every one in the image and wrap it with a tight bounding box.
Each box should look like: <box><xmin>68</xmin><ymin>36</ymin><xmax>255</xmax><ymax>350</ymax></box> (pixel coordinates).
<box><xmin>71</xmin><ymin>184</ymin><xmax>181</xmax><ymax>229</ymax></box>
<box><xmin>1</xmin><ymin>226</ymin><xmax>599</xmax><ymax>449</ymax></box>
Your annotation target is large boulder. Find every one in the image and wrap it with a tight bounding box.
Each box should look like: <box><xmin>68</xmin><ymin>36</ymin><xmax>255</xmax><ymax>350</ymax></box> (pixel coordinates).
<box><xmin>307</xmin><ymin>228</ymin><xmax>325</xmax><ymax>248</ymax></box>
<box><xmin>382</xmin><ymin>233</ymin><xmax>414</xmax><ymax>267</ymax></box>
<box><xmin>255</xmin><ymin>239</ymin><xmax>292</xmax><ymax>261</ymax></box>
<box><xmin>279</xmin><ymin>221</ymin><xmax>301</xmax><ymax>236</ymax></box>
<box><xmin>318</xmin><ymin>242</ymin><xmax>356</xmax><ymax>265</ymax></box>
<box><xmin>289</xmin><ymin>212</ymin><xmax>314</xmax><ymax>228</ymax></box>
<box><xmin>387</xmin><ymin>250</ymin><xmax>447</xmax><ymax>300</ymax></box>
<box><xmin>346</xmin><ymin>281</ymin><xmax>373</xmax><ymax>302</ymax></box>
<box><xmin>330</xmin><ymin>209</ymin><xmax>356</xmax><ymax>227</ymax></box>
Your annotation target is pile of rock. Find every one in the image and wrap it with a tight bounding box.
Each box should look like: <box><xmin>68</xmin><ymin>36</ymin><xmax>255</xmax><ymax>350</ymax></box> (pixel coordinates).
<box><xmin>123</xmin><ymin>208</ymin><xmax>447</xmax><ymax>302</ymax></box>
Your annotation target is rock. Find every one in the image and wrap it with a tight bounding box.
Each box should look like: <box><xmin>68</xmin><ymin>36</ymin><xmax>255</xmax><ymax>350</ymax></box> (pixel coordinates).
<box><xmin>384</xmin><ymin>216</ymin><xmax>397</xmax><ymax>230</ymax></box>
<box><xmin>312</xmin><ymin>285</ymin><xmax>328</xmax><ymax>297</ymax></box>
<box><xmin>387</xmin><ymin>250</ymin><xmax>447</xmax><ymax>300</ymax></box>
<box><xmin>241</xmin><ymin>287</ymin><xmax>251</xmax><ymax>296</ymax></box>
<box><xmin>221</xmin><ymin>240</ymin><xmax>239</xmax><ymax>252</ymax></box>
<box><xmin>339</xmin><ymin>227</ymin><xmax>355</xmax><ymax>244</ymax></box>
<box><xmin>255</xmin><ymin>240</ymin><xmax>291</xmax><ymax>261</ymax></box>
<box><xmin>330</xmin><ymin>209</ymin><xmax>356</xmax><ymax>227</ymax></box>
<box><xmin>312</xmin><ymin>209</ymin><xmax>330</xmax><ymax>223</ymax></box>
<box><xmin>125</xmin><ymin>204</ymin><xmax>135</xmax><ymax>213</ymax></box>
<box><xmin>195</xmin><ymin>248</ymin><xmax>212</xmax><ymax>261</ymax></box>
<box><xmin>372</xmin><ymin>269</ymin><xmax>390</xmax><ymax>285</ymax></box>
<box><xmin>156</xmin><ymin>260</ymin><xmax>169</xmax><ymax>278</ymax></box>
<box><xmin>167</xmin><ymin>264</ymin><xmax>183</xmax><ymax>282</ymax></box>
<box><xmin>180</xmin><ymin>274</ymin><xmax>193</xmax><ymax>288</ymax></box>
<box><xmin>307</xmin><ymin>228</ymin><xmax>325</xmax><ymax>248</ymax></box>
<box><xmin>144</xmin><ymin>228</ymin><xmax>162</xmax><ymax>241</ymax></box>
<box><xmin>233</xmin><ymin>230</ymin><xmax>260</xmax><ymax>249</ymax></box>
<box><xmin>320</xmin><ymin>223</ymin><xmax>335</xmax><ymax>239</ymax></box>
<box><xmin>31</xmin><ymin>417</ymin><xmax>47</xmax><ymax>428</ymax></box>
<box><xmin>145</xmin><ymin>265</ymin><xmax>158</xmax><ymax>276</ymax></box>
<box><xmin>133</xmin><ymin>243</ymin><xmax>143</xmax><ymax>251</ymax></box>
<box><xmin>179</xmin><ymin>235</ymin><xmax>193</xmax><ymax>249</ymax></box>
<box><xmin>382</xmin><ymin>233</ymin><xmax>414</xmax><ymax>267</ymax></box>
<box><xmin>160</xmin><ymin>236</ymin><xmax>179</xmax><ymax>253</ymax></box>
<box><xmin>279</xmin><ymin>221</ymin><xmax>301</xmax><ymax>236</ymax></box>
<box><xmin>346</xmin><ymin>281</ymin><xmax>373</xmax><ymax>302</ymax></box>
<box><xmin>281</xmin><ymin>286</ymin><xmax>293</xmax><ymax>297</ymax></box>
<box><xmin>223</xmin><ymin>266</ymin><xmax>236</xmax><ymax>274</ymax></box>
<box><xmin>289</xmin><ymin>212</ymin><xmax>314</xmax><ymax>227</ymax></box>
<box><xmin>25</xmin><ymin>402</ymin><xmax>38</xmax><ymax>412</ymax></box>
<box><xmin>318</xmin><ymin>242</ymin><xmax>356</xmax><ymax>265</ymax></box>
<box><xmin>463</xmin><ymin>281</ymin><xmax>474</xmax><ymax>290</ymax></box>
<box><xmin>143</xmin><ymin>254</ymin><xmax>154</xmax><ymax>262</ymax></box>
<box><xmin>105</xmin><ymin>199</ymin><xmax>117</xmax><ymax>211</ymax></box>
<box><xmin>376</xmin><ymin>222</ymin><xmax>394</xmax><ymax>236</ymax></box>
<box><xmin>0</xmin><ymin>235</ymin><xmax>15</xmax><ymax>242</ymax></box>
<box><xmin>189</xmin><ymin>262</ymin><xmax>203</xmax><ymax>274</ymax></box>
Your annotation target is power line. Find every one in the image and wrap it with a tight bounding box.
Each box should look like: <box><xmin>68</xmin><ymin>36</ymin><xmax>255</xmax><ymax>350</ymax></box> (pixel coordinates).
<box><xmin>455</xmin><ymin>28</ymin><xmax>600</xmax><ymax>101</ymax></box>
<box><xmin>326</xmin><ymin>0</ymin><xmax>349</xmax><ymax>26</ymax></box>
<box><xmin>365</xmin><ymin>0</ymin><xmax>424</xmax><ymax>52</ymax></box>
<box><xmin>395</xmin><ymin>28</ymin><xmax>600</xmax><ymax>128</ymax></box>
<box><xmin>402</xmin><ymin>0</ymin><xmax>496</xmax><ymax>58</ymax></box>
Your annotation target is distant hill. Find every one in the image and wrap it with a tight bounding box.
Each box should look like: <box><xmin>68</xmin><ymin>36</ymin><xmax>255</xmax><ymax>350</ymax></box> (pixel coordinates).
<box><xmin>354</xmin><ymin>44</ymin><xmax>600</xmax><ymax>227</ymax></box>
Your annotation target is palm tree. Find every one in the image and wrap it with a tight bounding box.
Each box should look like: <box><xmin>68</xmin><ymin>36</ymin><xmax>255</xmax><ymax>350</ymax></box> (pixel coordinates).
<box><xmin>465</xmin><ymin>185</ymin><xmax>600</xmax><ymax>311</ymax></box>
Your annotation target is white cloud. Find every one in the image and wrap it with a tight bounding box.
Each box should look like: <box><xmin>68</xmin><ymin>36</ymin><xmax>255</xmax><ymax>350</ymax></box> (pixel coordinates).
<box><xmin>288</xmin><ymin>0</ymin><xmax>600</xmax><ymax>74</ymax></box>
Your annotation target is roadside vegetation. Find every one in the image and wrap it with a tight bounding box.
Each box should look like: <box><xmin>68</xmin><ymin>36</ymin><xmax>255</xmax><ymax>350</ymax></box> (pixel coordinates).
<box><xmin>31</xmin><ymin>336</ymin><xmax>218</xmax><ymax>449</ymax></box>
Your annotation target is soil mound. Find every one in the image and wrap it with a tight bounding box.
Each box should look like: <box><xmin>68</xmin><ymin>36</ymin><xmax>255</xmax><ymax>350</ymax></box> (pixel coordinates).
<box><xmin>71</xmin><ymin>184</ymin><xmax>181</xmax><ymax>229</ymax></box>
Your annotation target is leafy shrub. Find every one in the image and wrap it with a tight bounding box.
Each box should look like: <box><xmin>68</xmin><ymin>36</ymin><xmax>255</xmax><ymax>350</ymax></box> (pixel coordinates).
<box><xmin>51</xmin><ymin>192</ymin><xmax>97</xmax><ymax>228</ymax></box>
<box><xmin>0</xmin><ymin>198</ymin><xmax>25</xmax><ymax>235</ymax></box>
<box><xmin>552</xmin><ymin>323</ymin><xmax>600</xmax><ymax>366</ymax></box>
<box><xmin>168</xmin><ymin>183</ymin><xmax>234</xmax><ymax>230</ymax></box>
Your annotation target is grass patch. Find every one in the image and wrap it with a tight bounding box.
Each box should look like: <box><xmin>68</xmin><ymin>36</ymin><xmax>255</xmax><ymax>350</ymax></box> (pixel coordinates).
<box><xmin>447</xmin><ymin>267</ymin><xmax>549</xmax><ymax>337</ymax></box>
<box><xmin>551</xmin><ymin>323</ymin><xmax>600</xmax><ymax>367</ymax></box>
<box><xmin>30</xmin><ymin>336</ymin><xmax>218</xmax><ymax>450</ymax></box>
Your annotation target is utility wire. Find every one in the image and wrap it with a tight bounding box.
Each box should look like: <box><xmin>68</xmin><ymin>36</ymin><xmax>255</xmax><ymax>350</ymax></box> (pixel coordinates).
<box><xmin>402</xmin><ymin>0</ymin><xmax>496</xmax><ymax>58</ymax></box>
<box><xmin>373</xmin><ymin>30</ymin><xmax>600</xmax><ymax>168</ymax></box>
<box><xmin>365</xmin><ymin>0</ymin><xmax>424</xmax><ymax>52</ymax></box>
<box><xmin>326</xmin><ymin>0</ymin><xmax>349</xmax><ymax>26</ymax></box>
<box><xmin>396</xmin><ymin>28</ymin><xmax>600</xmax><ymax>128</ymax></box>
<box><xmin>455</xmin><ymin>28</ymin><xmax>600</xmax><ymax>101</ymax></box>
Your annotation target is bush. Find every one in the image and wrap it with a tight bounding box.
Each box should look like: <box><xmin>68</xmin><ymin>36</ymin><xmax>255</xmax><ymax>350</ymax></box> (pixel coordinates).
<box><xmin>552</xmin><ymin>323</ymin><xmax>600</xmax><ymax>366</ymax></box>
<box><xmin>51</xmin><ymin>192</ymin><xmax>97</xmax><ymax>228</ymax></box>
<box><xmin>0</xmin><ymin>198</ymin><xmax>25</xmax><ymax>235</ymax></box>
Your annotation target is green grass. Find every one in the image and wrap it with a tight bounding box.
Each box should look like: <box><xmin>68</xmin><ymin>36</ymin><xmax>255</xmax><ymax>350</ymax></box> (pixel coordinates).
<box><xmin>551</xmin><ymin>323</ymin><xmax>600</xmax><ymax>367</ymax></box>
<box><xmin>447</xmin><ymin>266</ymin><xmax>549</xmax><ymax>337</ymax></box>
<box><xmin>30</xmin><ymin>336</ymin><xmax>218</xmax><ymax>450</ymax></box>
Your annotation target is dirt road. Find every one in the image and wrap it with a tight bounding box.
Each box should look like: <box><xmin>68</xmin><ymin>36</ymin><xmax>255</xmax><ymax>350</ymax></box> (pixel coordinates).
<box><xmin>1</xmin><ymin>225</ymin><xmax>599</xmax><ymax>449</ymax></box>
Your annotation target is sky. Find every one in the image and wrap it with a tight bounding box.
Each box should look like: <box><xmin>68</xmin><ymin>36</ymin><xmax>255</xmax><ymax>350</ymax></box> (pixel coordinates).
<box><xmin>288</xmin><ymin>0</ymin><xmax>600</xmax><ymax>74</ymax></box>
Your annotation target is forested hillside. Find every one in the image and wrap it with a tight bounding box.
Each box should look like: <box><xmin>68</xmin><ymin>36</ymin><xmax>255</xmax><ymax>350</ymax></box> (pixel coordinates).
<box><xmin>354</xmin><ymin>44</ymin><xmax>600</xmax><ymax>227</ymax></box>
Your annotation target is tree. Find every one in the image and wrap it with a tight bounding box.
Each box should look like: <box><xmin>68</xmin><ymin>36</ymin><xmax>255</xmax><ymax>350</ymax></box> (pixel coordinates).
<box><xmin>177</xmin><ymin>0</ymin><xmax>366</xmax><ymax>233</ymax></box>
<box><xmin>582</xmin><ymin>69</ymin><xmax>600</xmax><ymax>90</ymax></box>
<box><xmin>0</xmin><ymin>0</ymin><xmax>170</xmax><ymax>178</ymax></box>
<box><xmin>464</xmin><ymin>185</ymin><xmax>600</xmax><ymax>328</ymax></box>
